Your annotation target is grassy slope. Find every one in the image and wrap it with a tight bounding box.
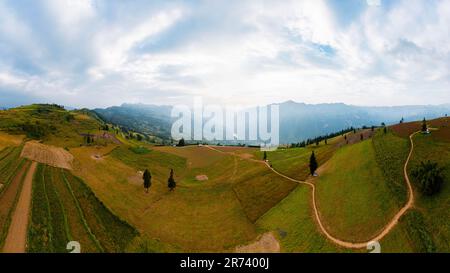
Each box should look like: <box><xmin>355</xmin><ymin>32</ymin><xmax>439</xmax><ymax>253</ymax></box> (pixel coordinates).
<box><xmin>257</xmin><ymin>129</ymin><xmax>416</xmax><ymax>253</ymax></box>
<box><xmin>257</xmin><ymin>186</ymin><xmax>344</xmax><ymax>252</ymax></box>
<box><xmin>0</xmin><ymin>105</ymin><xmax>102</xmax><ymax>148</ymax></box>
<box><xmin>0</xmin><ymin>132</ymin><xmax>24</xmax><ymax>151</ymax></box>
<box><xmin>257</xmin><ymin>144</ymin><xmax>336</xmax><ymax>181</ymax></box>
<box><xmin>314</xmin><ymin>139</ymin><xmax>400</xmax><ymax>242</ymax></box>
<box><xmin>406</xmin><ymin>132</ymin><xmax>450</xmax><ymax>252</ymax></box>
<box><xmin>255</xmin><ymin>133</ymin><xmax>350</xmax><ymax>181</ymax></box>
<box><xmin>71</xmin><ymin>143</ymin><xmax>298</xmax><ymax>251</ymax></box>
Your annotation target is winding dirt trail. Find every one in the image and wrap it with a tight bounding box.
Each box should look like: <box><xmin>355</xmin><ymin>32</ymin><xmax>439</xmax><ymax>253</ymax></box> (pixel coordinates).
<box><xmin>3</xmin><ymin>162</ymin><xmax>37</xmax><ymax>253</ymax></box>
<box><xmin>206</xmin><ymin>132</ymin><xmax>417</xmax><ymax>249</ymax></box>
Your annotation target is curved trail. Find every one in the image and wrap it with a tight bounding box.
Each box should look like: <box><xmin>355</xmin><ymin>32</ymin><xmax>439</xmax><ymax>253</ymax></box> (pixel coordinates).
<box><xmin>205</xmin><ymin>132</ymin><xmax>417</xmax><ymax>249</ymax></box>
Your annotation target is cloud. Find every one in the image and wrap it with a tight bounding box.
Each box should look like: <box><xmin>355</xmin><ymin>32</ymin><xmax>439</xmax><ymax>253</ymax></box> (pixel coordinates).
<box><xmin>0</xmin><ymin>0</ymin><xmax>449</xmax><ymax>108</ymax></box>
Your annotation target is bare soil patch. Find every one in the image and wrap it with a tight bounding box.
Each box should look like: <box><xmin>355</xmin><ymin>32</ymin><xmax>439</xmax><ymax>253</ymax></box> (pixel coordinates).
<box><xmin>91</xmin><ymin>154</ymin><xmax>103</xmax><ymax>161</ymax></box>
<box><xmin>128</xmin><ymin>171</ymin><xmax>144</xmax><ymax>185</ymax></box>
<box><xmin>195</xmin><ymin>174</ymin><xmax>209</xmax><ymax>181</ymax></box>
<box><xmin>235</xmin><ymin>232</ymin><xmax>280</xmax><ymax>253</ymax></box>
<box><xmin>21</xmin><ymin>141</ymin><xmax>73</xmax><ymax>170</ymax></box>
<box><xmin>239</xmin><ymin>153</ymin><xmax>254</xmax><ymax>159</ymax></box>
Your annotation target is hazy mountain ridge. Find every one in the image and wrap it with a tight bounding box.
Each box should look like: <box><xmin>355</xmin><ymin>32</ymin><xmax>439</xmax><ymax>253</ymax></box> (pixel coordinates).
<box><xmin>93</xmin><ymin>103</ymin><xmax>172</xmax><ymax>138</ymax></box>
<box><xmin>91</xmin><ymin>101</ymin><xmax>450</xmax><ymax>144</ymax></box>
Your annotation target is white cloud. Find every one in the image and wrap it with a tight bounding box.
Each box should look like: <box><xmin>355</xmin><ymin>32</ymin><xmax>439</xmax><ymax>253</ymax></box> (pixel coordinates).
<box><xmin>0</xmin><ymin>0</ymin><xmax>449</xmax><ymax>108</ymax></box>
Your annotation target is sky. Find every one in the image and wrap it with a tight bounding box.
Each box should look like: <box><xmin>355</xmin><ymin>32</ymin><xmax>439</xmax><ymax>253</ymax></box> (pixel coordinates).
<box><xmin>0</xmin><ymin>0</ymin><xmax>449</xmax><ymax>108</ymax></box>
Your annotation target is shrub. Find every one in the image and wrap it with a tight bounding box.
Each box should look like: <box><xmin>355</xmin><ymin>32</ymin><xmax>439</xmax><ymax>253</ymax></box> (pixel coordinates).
<box><xmin>411</xmin><ymin>160</ymin><xmax>445</xmax><ymax>196</ymax></box>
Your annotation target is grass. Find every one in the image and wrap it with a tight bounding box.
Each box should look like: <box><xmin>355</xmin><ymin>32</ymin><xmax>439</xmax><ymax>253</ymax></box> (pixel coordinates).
<box><xmin>64</xmin><ymin>171</ymin><xmax>138</xmax><ymax>252</ymax></box>
<box><xmin>0</xmin><ymin>147</ymin><xmax>26</xmax><ymax>195</ymax></box>
<box><xmin>28</xmin><ymin>164</ymin><xmax>53</xmax><ymax>252</ymax></box>
<box><xmin>110</xmin><ymin>145</ymin><xmax>186</xmax><ymax>179</ymax></box>
<box><xmin>0</xmin><ymin>104</ymin><xmax>102</xmax><ymax>148</ymax></box>
<box><xmin>259</xmin><ymin>142</ymin><xmax>337</xmax><ymax>181</ymax></box>
<box><xmin>54</xmin><ymin>169</ymin><xmax>101</xmax><ymax>252</ymax></box>
<box><xmin>71</xmin><ymin>145</ymin><xmax>263</xmax><ymax>251</ymax></box>
<box><xmin>314</xmin><ymin>139</ymin><xmax>400</xmax><ymax>242</ymax></box>
<box><xmin>256</xmin><ymin>186</ymin><xmax>344</xmax><ymax>252</ymax></box>
<box><xmin>43</xmin><ymin>166</ymin><xmax>70</xmax><ymax>252</ymax></box>
<box><xmin>233</xmin><ymin>162</ymin><xmax>298</xmax><ymax>222</ymax></box>
<box><xmin>372</xmin><ymin>129</ymin><xmax>410</xmax><ymax>205</ymax></box>
<box><xmin>0</xmin><ymin>132</ymin><xmax>24</xmax><ymax>151</ymax></box>
<box><xmin>406</xmin><ymin>130</ymin><xmax>450</xmax><ymax>252</ymax></box>
<box><xmin>28</xmin><ymin>163</ymin><xmax>138</xmax><ymax>252</ymax></box>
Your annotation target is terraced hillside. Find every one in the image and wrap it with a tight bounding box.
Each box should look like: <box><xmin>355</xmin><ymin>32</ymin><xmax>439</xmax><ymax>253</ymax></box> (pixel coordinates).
<box><xmin>28</xmin><ymin>164</ymin><xmax>138</xmax><ymax>253</ymax></box>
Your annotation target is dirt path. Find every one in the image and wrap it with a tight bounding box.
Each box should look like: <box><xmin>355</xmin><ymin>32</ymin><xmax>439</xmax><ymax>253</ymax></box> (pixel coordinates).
<box><xmin>3</xmin><ymin>162</ymin><xmax>37</xmax><ymax>253</ymax></box>
<box><xmin>206</xmin><ymin>132</ymin><xmax>417</xmax><ymax>249</ymax></box>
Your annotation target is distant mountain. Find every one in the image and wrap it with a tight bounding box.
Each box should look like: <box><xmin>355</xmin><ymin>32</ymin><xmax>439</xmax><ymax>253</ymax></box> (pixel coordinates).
<box><xmin>94</xmin><ymin>103</ymin><xmax>172</xmax><ymax>138</ymax></box>
<box><xmin>278</xmin><ymin>101</ymin><xmax>450</xmax><ymax>143</ymax></box>
<box><xmin>93</xmin><ymin>101</ymin><xmax>450</xmax><ymax>144</ymax></box>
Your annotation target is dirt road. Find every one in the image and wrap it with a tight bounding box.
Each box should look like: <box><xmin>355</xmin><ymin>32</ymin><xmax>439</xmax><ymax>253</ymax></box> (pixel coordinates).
<box><xmin>207</xmin><ymin>132</ymin><xmax>417</xmax><ymax>249</ymax></box>
<box><xmin>3</xmin><ymin>162</ymin><xmax>37</xmax><ymax>253</ymax></box>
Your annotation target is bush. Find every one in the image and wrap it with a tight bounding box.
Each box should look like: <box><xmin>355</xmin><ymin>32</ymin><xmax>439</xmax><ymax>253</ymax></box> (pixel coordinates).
<box><xmin>411</xmin><ymin>160</ymin><xmax>445</xmax><ymax>196</ymax></box>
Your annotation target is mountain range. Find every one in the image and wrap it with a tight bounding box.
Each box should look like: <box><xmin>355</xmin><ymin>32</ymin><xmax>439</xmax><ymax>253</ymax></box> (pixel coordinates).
<box><xmin>91</xmin><ymin>101</ymin><xmax>450</xmax><ymax>144</ymax></box>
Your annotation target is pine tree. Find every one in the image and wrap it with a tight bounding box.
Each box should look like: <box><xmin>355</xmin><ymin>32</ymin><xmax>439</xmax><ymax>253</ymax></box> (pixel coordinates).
<box><xmin>178</xmin><ymin>138</ymin><xmax>185</xmax><ymax>147</ymax></box>
<box><xmin>143</xmin><ymin>169</ymin><xmax>152</xmax><ymax>193</ymax></box>
<box><xmin>168</xmin><ymin>169</ymin><xmax>176</xmax><ymax>191</ymax></box>
<box><xmin>309</xmin><ymin>151</ymin><xmax>318</xmax><ymax>176</ymax></box>
<box><xmin>422</xmin><ymin>118</ymin><xmax>427</xmax><ymax>132</ymax></box>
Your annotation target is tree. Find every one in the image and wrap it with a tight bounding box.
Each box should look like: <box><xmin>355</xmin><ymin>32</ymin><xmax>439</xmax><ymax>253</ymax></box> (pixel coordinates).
<box><xmin>383</xmin><ymin>127</ymin><xmax>387</xmax><ymax>134</ymax></box>
<box><xmin>178</xmin><ymin>138</ymin><xmax>185</xmax><ymax>147</ymax></box>
<box><xmin>168</xmin><ymin>169</ymin><xmax>176</xmax><ymax>191</ymax></box>
<box><xmin>360</xmin><ymin>134</ymin><xmax>363</xmax><ymax>141</ymax></box>
<box><xmin>263</xmin><ymin>151</ymin><xmax>267</xmax><ymax>161</ymax></box>
<box><xmin>411</xmin><ymin>161</ymin><xmax>445</xmax><ymax>196</ymax></box>
<box><xmin>143</xmin><ymin>169</ymin><xmax>152</xmax><ymax>193</ymax></box>
<box><xmin>309</xmin><ymin>151</ymin><xmax>318</xmax><ymax>176</ymax></box>
<box><xmin>422</xmin><ymin>118</ymin><xmax>427</xmax><ymax>132</ymax></box>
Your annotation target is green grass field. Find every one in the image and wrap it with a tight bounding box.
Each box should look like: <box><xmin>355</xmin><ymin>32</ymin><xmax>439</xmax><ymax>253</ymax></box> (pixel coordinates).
<box><xmin>256</xmin><ymin>185</ymin><xmax>347</xmax><ymax>252</ymax></box>
<box><xmin>314</xmin><ymin>139</ymin><xmax>400</xmax><ymax>242</ymax></box>
<box><xmin>406</xmin><ymin>130</ymin><xmax>450</xmax><ymax>252</ymax></box>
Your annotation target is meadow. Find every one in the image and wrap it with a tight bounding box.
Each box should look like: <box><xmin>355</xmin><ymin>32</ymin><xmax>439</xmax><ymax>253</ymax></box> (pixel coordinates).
<box><xmin>314</xmin><ymin>139</ymin><xmax>400</xmax><ymax>242</ymax></box>
<box><xmin>406</xmin><ymin>130</ymin><xmax>450</xmax><ymax>252</ymax></box>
